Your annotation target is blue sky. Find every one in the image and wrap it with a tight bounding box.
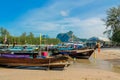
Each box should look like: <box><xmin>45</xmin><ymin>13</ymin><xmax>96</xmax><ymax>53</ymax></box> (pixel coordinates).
<box><xmin>0</xmin><ymin>0</ymin><xmax>120</xmax><ymax>38</ymax></box>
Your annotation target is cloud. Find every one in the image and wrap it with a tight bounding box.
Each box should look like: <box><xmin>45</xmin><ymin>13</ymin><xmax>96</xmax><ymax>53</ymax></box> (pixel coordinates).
<box><xmin>10</xmin><ymin>0</ymin><xmax>107</xmax><ymax>38</ymax></box>
<box><xmin>60</xmin><ymin>11</ymin><xmax>68</xmax><ymax>17</ymax></box>
<box><xmin>54</xmin><ymin>17</ymin><xmax>106</xmax><ymax>38</ymax></box>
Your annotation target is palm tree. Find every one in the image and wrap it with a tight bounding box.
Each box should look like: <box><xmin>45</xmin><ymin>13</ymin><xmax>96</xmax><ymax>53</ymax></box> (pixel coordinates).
<box><xmin>0</xmin><ymin>27</ymin><xmax>10</xmax><ymax>43</ymax></box>
<box><xmin>0</xmin><ymin>27</ymin><xmax>10</xmax><ymax>36</ymax></box>
<box><xmin>104</xmin><ymin>6</ymin><xmax>120</xmax><ymax>42</ymax></box>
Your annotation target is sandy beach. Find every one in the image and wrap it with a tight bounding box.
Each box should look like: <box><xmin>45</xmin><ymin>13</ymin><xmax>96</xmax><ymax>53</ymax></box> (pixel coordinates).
<box><xmin>0</xmin><ymin>48</ymin><xmax>120</xmax><ymax>80</ymax></box>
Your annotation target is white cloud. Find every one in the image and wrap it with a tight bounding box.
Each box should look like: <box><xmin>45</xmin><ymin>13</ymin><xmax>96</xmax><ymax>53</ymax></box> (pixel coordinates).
<box><xmin>54</xmin><ymin>17</ymin><xmax>106</xmax><ymax>38</ymax></box>
<box><xmin>60</xmin><ymin>11</ymin><xmax>68</xmax><ymax>16</ymax></box>
<box><xmin>10</xmin><ymin>0</ymin><xmax>107</xmax><ymax>38</ymax></box>
<box><xmin>14</xmin><ymin>16</ymin><xmax>106</xmax><ymax>38</ymax></box>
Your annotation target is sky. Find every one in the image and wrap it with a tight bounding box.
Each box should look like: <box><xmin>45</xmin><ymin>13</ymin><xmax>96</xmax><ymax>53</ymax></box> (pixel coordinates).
<box><xmin>0</xmin><ymin>0</ymin><xmax>120</xmax><ymax>38</ymax></box>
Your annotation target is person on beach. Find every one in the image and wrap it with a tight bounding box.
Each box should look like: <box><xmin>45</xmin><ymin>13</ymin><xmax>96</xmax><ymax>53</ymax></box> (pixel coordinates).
<box><xmin>95</xmin><ymin>41</ymin><xmax>101</xmax><ymax>53</ymax></box>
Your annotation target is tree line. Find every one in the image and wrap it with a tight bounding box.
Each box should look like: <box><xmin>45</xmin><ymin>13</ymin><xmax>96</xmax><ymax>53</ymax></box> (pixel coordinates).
<box><xmin>0</xmin><ymin>27</ymin><xmax>61</xmax><ymax>45</ymax></box>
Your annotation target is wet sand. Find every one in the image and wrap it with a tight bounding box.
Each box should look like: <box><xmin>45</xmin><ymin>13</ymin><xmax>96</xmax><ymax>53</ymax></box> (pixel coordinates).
<box><xmin>0</xmin><ymin>48</ymin><xmax>120</xmax><ymax>80</ymax></box>
<box><xmin>95</xmin><ymin>48</ymin><xmax>120</xmax><ymax>60</ymax></box>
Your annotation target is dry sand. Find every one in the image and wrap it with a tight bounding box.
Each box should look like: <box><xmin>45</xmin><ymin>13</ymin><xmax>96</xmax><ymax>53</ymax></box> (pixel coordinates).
<box><xmin>0</xmin><ymin>48</ymin><xmax>120</xmax><ymax>80</ymax></box>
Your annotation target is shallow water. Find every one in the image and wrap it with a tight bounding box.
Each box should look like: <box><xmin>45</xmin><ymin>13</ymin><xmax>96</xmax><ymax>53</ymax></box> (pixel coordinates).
<box><xmin>71</xmin><ymin>56</ymin><xmax>120</xmax><ymax>73</ymax></box>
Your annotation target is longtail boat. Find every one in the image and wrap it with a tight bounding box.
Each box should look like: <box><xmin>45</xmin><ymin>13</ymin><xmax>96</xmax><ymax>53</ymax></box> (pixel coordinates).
<box><xmin>51</xmin><ymin>48</ymin><xmax>94</xmax><ymax>59</ymax></box>
<box><xmin>0</xmin><ymin>53</ymin><xmax>70</xmax><ymax>69</ymax></box>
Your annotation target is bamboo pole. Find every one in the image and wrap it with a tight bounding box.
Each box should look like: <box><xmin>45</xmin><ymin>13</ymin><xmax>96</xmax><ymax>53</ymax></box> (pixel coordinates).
<box><xmin>40</xmin><ymin>33</ymin><xmax>42</xmax><ymax>46</ymax></box>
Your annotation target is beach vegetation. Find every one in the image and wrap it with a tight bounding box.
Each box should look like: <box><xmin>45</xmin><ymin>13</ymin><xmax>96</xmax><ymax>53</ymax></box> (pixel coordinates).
<box><xmin>104</xmin><ymin>5</ymin><xmax>120</xmax><ymax>43</ymax></box>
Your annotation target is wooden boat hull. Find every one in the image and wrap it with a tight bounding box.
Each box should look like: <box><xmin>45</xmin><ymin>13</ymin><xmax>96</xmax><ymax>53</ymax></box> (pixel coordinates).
<box><xmin>0</xmin><ymin>56</ymin><xmax>70</xmax><ymax>69</ymax></box>
<box><xmin>69</xmin><ymin>49</ymin><xmax>94</xmax><ymax>59</ymax></box>
<box><xmin>52</xmin><ymin>49</ymin><xmax>94</xmax><ymax>59</ymax></box>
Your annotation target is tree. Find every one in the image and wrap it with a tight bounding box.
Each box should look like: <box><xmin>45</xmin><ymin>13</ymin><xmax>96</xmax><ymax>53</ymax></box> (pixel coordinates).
<box><xmin>0</xmin><ymin>27</ymin><xmax>10</xmax><ymax>43</ymax></box>
<box><xmin>20</xmin><ymin>32</ymin><xmax>27</xmax><ymax>44</ymax></box>
<box><xmin>112</xmin><ymin>30</ymin><xmax>120</xmax><ymax>42</ymax></box>
<box><xmin>104</xmin><ymin>6</ymin><xmax>120</xmax><ymax>42</ymax></box>
<box><xmin>27</xmin><ymin>32</ymin><xmax>34</xmax><ymax>44</ymax></box>
<box><xmin>0</xmin><ymin>27</ymin><xmax>10</xmax><ymax>36</ymax></box>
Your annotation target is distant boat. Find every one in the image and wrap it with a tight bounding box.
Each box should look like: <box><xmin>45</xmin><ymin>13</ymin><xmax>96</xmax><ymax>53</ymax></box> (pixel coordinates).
<box><xmin>7</xmin><ymin>46</ymin><xmax>35</xmax><ymax>52</ymax></box>
<box><xmin>57</xmin><ymin>42</ymin><xmax>85</xmax><ymax>50</ymax></box>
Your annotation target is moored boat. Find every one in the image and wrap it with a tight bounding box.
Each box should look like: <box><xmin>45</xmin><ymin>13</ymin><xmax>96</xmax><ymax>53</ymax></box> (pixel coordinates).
<box><xmin>0</xmin><ymin>53</ymin><xmax>70</xmax><ymax>70</ymax></box>
<box><xmin>51</xmin><ymin>48</ymin><xmax>94</xmax><ymax>59</ymax></box>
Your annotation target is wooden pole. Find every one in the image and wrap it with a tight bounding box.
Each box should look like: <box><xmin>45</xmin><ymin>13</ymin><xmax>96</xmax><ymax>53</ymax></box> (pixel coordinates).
<box><xmin>94</xmin><ymin>50</ymin><xmax>96</xmax><ymax>59</ymax></box>
<box><xmin>40</xmin><ymin>33</ymin><xmax>42</xmax><ymax>46</ymax></box>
